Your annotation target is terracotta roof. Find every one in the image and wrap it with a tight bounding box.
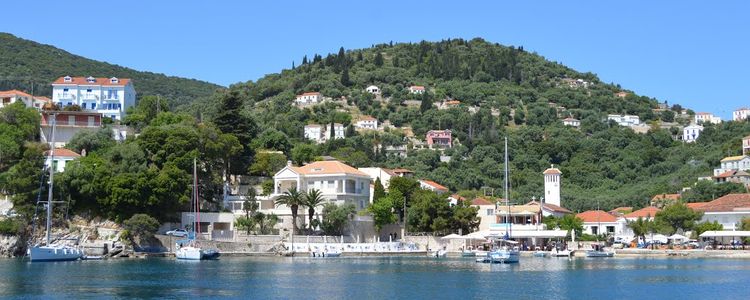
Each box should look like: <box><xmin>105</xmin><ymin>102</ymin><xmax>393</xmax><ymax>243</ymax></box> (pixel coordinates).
<box><xmin>563</xmin><ymin>117</ymin><xmax>579</xmax><ymax>121</ymax></box>
<box><xmin>696</xmin><ymin>194</ymin><xmax>750</xmax><ymax>212</ymax></box>
<box><xmin>298</xmin><ymin>92</ymin><xmax>321</xmax><ymax>96</ymax></box>
<box><xmin>420</xmin><ymin>179</ymin><xmax>449</xmax><ymax>192</ymax></box>
<box><xmin>359</xmin><ymin>115</ymin><xmax>377</xmax><ymax>121</ymax></box>
<box><xmin>743</xmin><ymin>135</ymin><xmax>750</xmax><ymax>140</ymax></box>
<box><xmin>45</xmin><ymin>148</ymin><xmax>80</xmax><ymax>158</ymax></box>
<box><xmin>609</xmin><ymin>206</ymin><xmax>633</xmax><ymax>214</ymax></box>
<box><xmin>445</xmin><ymin>100</ymin><xmax>461</xmax><ymax>105</ymax></box>
<box><xmin>409</xmin><ymin>86</ymin><xmax>425</xmax><ymax>90</ymax></box>
<box><xmin>293</xmin><ymin>161</ymin><xmax>368</xmax><ymax>176</ymax></box>
<box><xmin>304</xmin><ymin>124</ymin><xmax>322</xmax><ymax>128</ymax></box>
<box><xmin>720</xmin><ymin>155</ymin><xmax>748</xmax><ymax>162</ymax></box>
<box><xmin>543</xmin><ymin>166</ymin><xmax>562</xmax><ymax>175</ymax></box>
<box><xmin>0</xmin><ymin>89</ymin><xmax>33</xmax><ymax>98</ymax></box>
<box><xmin>525</xmin><ymin>201</ymin><xmax>572</xmax><ymax>214</ymax></box>
<box><xmin>686</xmin><ymin>202</ymin><xmax>708</xmax><ymax>210</ymax></box>
<box><xmin>714</xmin><ymin>170</ymin><xmax>750</xmax><ymax>179</ymax></box>
<box><xmin>449</xmin><ymin>194</ymin><xmax>466</xmax><ymax>201</ymax></box>
<box><xmin>34</xmin><ymin>96</ymin><xmax>51</xmax><ymax>102</ymax></box>
<box><xmin>576</xmin><ymin>210</ymin><xmax>618</xmax><ymax>223</ymax></box>
<box><xmin>392</xmin><ymin>168</ymin><xmax>413</xmax><ymax>173</ymax></box>
<box><xmin>651</xmin><ymin>193</ymin><xmax>681</xmax><ymax>201</ymax></box>
<box><xmin>471</xmin><ymin>197</ymin><xmax>494</xmax><ymax>206</ymax></box>
<box><xmin>624</xmin><ymin>206</ymin><xmax>661</xmax><ymax>219</ymax></box>
<box><xmin>52</xmin><ymin>76</ymin><xmax>130</xmax><ymax>86</ymax></box>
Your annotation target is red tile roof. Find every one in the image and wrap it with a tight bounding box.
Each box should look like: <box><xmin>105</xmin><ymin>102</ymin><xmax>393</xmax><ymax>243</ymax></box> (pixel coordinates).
<box><xmin>695</xmin><ymin>194</ymin><xmax>750</xmax><ymax>212</ymax></box>
<box><xmin>292</xmin><ymin>160</ymin><xmax>368</xmax><ymax>176</ymax></box>
<box><xmin>392</xmin><ymin>168</ymin><xmax>413</xmax><ymax>173</ymax></box>
<box><xmin>713</xmin><ymin>170</ymin><xmax>750</xmax><ymax>178</ymax></box>
<box><xmin>686</xmin><ymin>202</ymin><xmax>708</xmax><ymax>210</ymax></box>
<box><xmin>298</xmin><ymin>92</ymin><xmax>321</xmax><ymax>96</ymax></box>
<box><xmin>525</xmin><ymin>201</ymin><xmax>572</xmax><ymax>214</ymax></box>
<box><xmin>359</xmin><ymin>115</ymin><xmax>377</xmax><ymax>121</ymax></box>
<box><xmin>449</xmin><ymin>194</ymin><xmax>466</xmax><ymax>201</ymax></box>
<box><xmin>576</xmin><ymin>210</ymin><xmax>618</xmax><ymax>223</ymax></box>
<box><xmin>624</xmin><ymin>206</ymin><xmax>661</xmax><ymax>219</ymax></box>
<box><xmin>651</xmin><ymin>193</ymin><xmax>681</xmax><ymax>201</ymax></box>
<box><xmin>45</xmin><ymin>148</ymin><xmax>80</xmax><ymax>158</ymax></box>
<box><xmin>0</xmin><ymin>89</ymin><xmax>33</xmax><ymax>98</ymax></box>
<box><xmin>52</xmin><ymin>76</ymin><xmax>130</xmax><ymax>86</ymax></box>
<box><xmin>543</xmin><ymin>166</ymin><xmax>562</xmax><ymax>175</ymax></box>
<box><xmin>609</xmin><ymin>206</ymin><xmax>633</xmax><ymax>214</ymax></box>
<box><xmin>420</xmin><ymin>179</ymin><xmax>448</xmax><ymax>192</ymax></box>
<box><xmin>410</xmin><ymin>86</ymin><xmax>425</xmax><ymax>90</ymax></box>
<box><xmin>471</xmin><ymin>197</ymin><xmax>494</xmax><ymax>206</ymax></box>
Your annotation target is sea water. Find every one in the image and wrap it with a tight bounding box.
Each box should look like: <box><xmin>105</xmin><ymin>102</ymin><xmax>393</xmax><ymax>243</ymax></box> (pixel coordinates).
<box><xmin>0</xmin><ymin>256</ymin><xmax>748</xmax><ymax>299</ymax></box>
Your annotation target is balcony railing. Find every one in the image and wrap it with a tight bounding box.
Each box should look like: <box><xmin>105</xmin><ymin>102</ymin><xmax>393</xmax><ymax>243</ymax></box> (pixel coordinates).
<box><xmin>80</xmin><ymin>94</ymin><xmax>99</xmax><ymax>101</ymax></box>
<box><xmin>55</xmin><ymin>93</ymin><xmax>76</xmax><ymax>100</ymax></box>
<box><xmin>41</xmin><ymin>121</ymin><xmax>100</xmax><ymax>127</ymax></box>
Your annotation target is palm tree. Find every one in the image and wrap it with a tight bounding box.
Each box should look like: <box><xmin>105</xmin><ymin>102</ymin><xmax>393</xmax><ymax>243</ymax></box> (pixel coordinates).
<box><xmin>627</xmin><ymin>216</ymin><xmax>652</xmax><ymax>247</ymax></box>
<box><xmin>303</xmin><ymin>189</ymin><xmax>326</xmax><ymax>233</ymax></box>
<box><xmin>275</xmin><ymin>187</ymin><xmax>304</xmax><ymax>234</ymax></box>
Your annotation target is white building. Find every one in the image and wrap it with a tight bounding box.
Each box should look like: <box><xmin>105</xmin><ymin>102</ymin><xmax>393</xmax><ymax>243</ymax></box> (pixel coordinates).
<box><xmin>576</xmin><ymin>210</ymin><xmax>624</xmax><ymax>236</ymax></box>
<box><xmin>295</xmin><ymin>92</ymin><xmax>321</xmax><ymax>106</ymax></box>
<box><xmin>45</xmin><ymin>148</ymin><xmax>80</xmax><ymax>173</ymax></box>
<box><xmin>471</xmin><ymin>198</ymin><xmax>497</xmax><ymax>232</ymax></box>
<box><xmin>272</xmin><ymin>160</ymin><xmax>371</xmax><ymax>210</ymax></box>
<box><xmin>51</xmin><ymin>76</ymin><xmax>136</xmax><ymax>121</ymax></box>
<box><xmin>365</xmin><ymin>85</ymin><xmax>380</xmax><ymax>95</ymax></box>
<box><xmin>40</xmin><ymin>111</ymin><xmax>103</xmax><ymax>148</ymax></box>
<box><xmin>695</xmin><ymin>112</ymin><xmax>721</xmax><ymax>125</ymax></box>
<box><xmin>733</xmin><ymin>108</ymin><xmax>750</xmax><ymax>122</ymax></box>
<box><xmin>304</xmin><ymin>124</ymin><xmax>324</xmax><ymax>143</ymax></box>
<box><xmin>358</xmin><ymin>167</ymin><xmax>396</xmax><ymax>189</ymax></box>
<box><xmin>543</xmin><ymin>165</ymin><xmax>562</xmax><ymax>207</ymax></box>
<box><xmin>562</xmin><ymin>117</ymin><xmax>580</xmax><ymax>127</ymax></box>
<box><xmin>418</xmin><ymin>179</ymin><xmax>449</xmax><ymax>194</ymax></box>
<box><xmin>0</xmin><ymin>90</ymin><xmax>49</xmax><ymax>110</ymax></box>
<box><xmin>326</xmin><ymin>123</ymin><xmax>345</xmax><ymax>140</ymax></box>
<box><xmin>743</xmin><ymin>135</ymin><xmax>750</xmax><ymax>155</ymax></box>
<box><xmin>607</xmin><ymin>114</ymin><xmax>640</xmax><ymax>127</ymax></box>
<box><xmin>696</xmin><ymin>194</ymin><xmax>750</xmax><ymax>231</ymax></box>
<box><xmin>408</xmin><ymin>86</ymin><xmax>425</xmax><ymax>94</ymax></box>
<box><xmin>355</xmin><ymin>116</ymin><xmax>378</xmax><ymax>130</ymax></box>
<box><xmin>713</xmin><ymin>155</ymin><xmax>750</xmax><ymax>176</ymax></box>
<box><xmin>682</xmin><ymin>124</ymin><xmax>704</xmax><ymax>143</ymax></box>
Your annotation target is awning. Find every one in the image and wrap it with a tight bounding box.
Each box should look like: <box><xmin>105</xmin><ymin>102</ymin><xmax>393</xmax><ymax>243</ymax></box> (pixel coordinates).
<box><xmin>699</xmin><ymin>231</ymin><xmax>750</xmax><ymax>238</ymax></box>
<box><xmin>509</xmin><ymin>230</ymin><xmax>568</xmax><ymax>238</ymax></box>
<box><xmin>440</xmin><ymin>233</ymin><xmax>464</xmax><ymax>240</ymax></box>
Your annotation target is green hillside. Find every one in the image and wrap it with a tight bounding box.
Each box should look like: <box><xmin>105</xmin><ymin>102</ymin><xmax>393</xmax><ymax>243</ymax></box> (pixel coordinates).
<box><xmin>0</xmin><ymin>33</ymin><xmax>222</xmax><ymax>108</ymax></box>
<box><xmin>208</xmin><ymin>38</ymin><xmax>748</xmax><ymax>212</ymax></box>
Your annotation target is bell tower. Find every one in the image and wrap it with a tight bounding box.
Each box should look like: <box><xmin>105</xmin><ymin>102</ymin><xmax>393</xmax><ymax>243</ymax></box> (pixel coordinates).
<box><xmin>543</xmin><ymin>165</ymin><xmax>562</xmax><ymax>206</ymax></box>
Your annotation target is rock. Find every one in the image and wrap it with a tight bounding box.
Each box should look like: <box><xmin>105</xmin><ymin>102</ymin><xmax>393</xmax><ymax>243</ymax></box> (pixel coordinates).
<box><xmin>0</xmin><ymin>235</ymin><xmax>22</xmax><ymax>257</ymax></box>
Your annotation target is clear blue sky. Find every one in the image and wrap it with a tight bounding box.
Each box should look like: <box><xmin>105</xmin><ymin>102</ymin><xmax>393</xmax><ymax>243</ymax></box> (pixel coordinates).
<box><xmin>2</xmin><ymin>1</ymin><xmax>748</xmax><ymax>118</ymax></box>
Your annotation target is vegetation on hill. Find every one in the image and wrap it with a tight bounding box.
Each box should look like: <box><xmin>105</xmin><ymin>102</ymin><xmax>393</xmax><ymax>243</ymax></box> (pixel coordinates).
<box><xmin>0</xmin><ymin>33</ymin><xmax>222</xmax><ymax>109</ymax></box>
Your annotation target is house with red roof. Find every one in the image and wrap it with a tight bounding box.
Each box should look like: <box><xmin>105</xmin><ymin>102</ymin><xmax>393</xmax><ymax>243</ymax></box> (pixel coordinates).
<box><xmin>408</xmin><ymin>85</ymin><xmax>425</xmax><ymax>94</ymax></box>
<box><xmin>355</xmin><ymin>115</ymin><xmax>378</xmax><ymax>130</ymax></box>
<box><xmin>624</xmin><ymin>206</ymin><xmax>661</xmax><ymax>221</ymax></box>
<box><xmin>426</xmin><ymin>130</ymin><xmax>452</xmax><ymax>149</ymax></box>
<box><xmin>0</xmin><ymin>90</ymin><xmax>49</xmax><ymax>110</ymax></box>
<box><xmin>693</xmin><ymin>193</ymin><xmax>750</xmax><ymax>231</ymax></box>
<box><xmin>295</xmin><ymin>92</ymin><xmax>322</xmax><ymax>106</ymax></box>
<box><xmin>713</xmin><ymin>169</ymin><xmax>750</xmax><ymax>185</ymax></box>
<box><xmin>576</xmin><ymin>210</ymin><xmax>623</xmax><ymax>236</ymax></box>
<box><xmin>471</xmin><ymin>197</ymin><xmax>497</xmax><ymax>231</ymax></box>
<box><xmin>40</xmin><ymin>110</ymin><xmax>103</xmax><ymax>148</ymax></box>
<box><xmin>45</xmin><ymin>148</ymin><xmax>81</xmax><ymax>172</ymax></box>
<box><xmin>733</xmin><ymin>107</ymin><xmax>750</xmax><ymax>122</ymax></box>
<box><xmin>418</xmin><ymin>179</ymin><xmax>449</xmax><ymax>194</ymax></box>
<box><xmin>650</xmin><ymin>193</ymin><xmax>681</xmax><ymax>208</ymax></box>
<box><xmin>51</xmin><ymin>76</ymin><xmax>136</xmax><ymax>121</ymax></box>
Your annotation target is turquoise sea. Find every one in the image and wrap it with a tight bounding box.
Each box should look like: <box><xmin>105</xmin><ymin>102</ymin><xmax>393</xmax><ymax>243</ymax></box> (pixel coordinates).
<box><xmin>1</xmin><ymin>256</ymin><xmax>748</xmax><ymax>299</ymax></box>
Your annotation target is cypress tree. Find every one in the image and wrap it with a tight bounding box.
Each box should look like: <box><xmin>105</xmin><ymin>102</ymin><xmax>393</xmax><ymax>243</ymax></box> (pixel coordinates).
<box><xmin>340</xmin><ymin>67</ymin><xmax>350</xmax><ymax>86</ymax></box>
<box><xmin>302</xmin><ymin>55</ymin><xmax>308</xmax><ymax>65</ymax></box>
<box><xmin>374</xmin><ymin>178</ymin><xmax>386</xmax><ymax>202</ymax></box>
<box><xmin>374</xmin><ymin>52</ymin><xmax>384</xmax><ymax>67</ymax></box>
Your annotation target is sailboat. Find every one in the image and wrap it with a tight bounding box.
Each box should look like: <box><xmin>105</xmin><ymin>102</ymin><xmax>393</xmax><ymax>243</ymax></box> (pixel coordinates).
<box><xmin>485</xmin><ymin>137</ymin><xmax>520</xmax><ymax>264</ymax></box>
<box><xmin>28</xmin><ymin>113</ymin><xmax>83</xmax><ymax>262</ymax></box>
<box><xmin>585</xmin><ymin>200</ymin><xmax>614</xmax><ymax>258</ymax></box>
<box><xmin>175</xmin><ymin>159</ymin><xmax>220</xmax><ymax>260</ymax></box>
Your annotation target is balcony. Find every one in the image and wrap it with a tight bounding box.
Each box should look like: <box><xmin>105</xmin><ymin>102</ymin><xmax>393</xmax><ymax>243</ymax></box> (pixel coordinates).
<box><xmin>80</xmin><ymin>94</ymin><xmax>99</xmax><ymax>101</ymax></box>
<box><xmin>55</xmin><ymin>93</ymin><xmax>76</xmax><ymax>100</ymax></box>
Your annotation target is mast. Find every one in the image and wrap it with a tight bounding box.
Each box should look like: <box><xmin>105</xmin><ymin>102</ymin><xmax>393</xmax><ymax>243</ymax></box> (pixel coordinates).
<box><xmin>504</xmin><ymin>136</ymin><xmax>511</xmax><ymax>239</ymax></box>
<box><xmin>46</xmin><ymin>113</ymin><xmax>57</xmax><ymax>246</ymax></box>
<box><xmin>193</xmin><ymin>158</ymin><xmax>199</xmax><ymax>238</ymax></box>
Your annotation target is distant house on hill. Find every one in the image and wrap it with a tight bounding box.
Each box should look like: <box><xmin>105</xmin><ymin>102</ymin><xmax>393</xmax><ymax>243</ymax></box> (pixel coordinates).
<box><xmin>295</xmin><ymin>92</ymin><xmax>321</xmax><ymax>106</ymax></box>
<box><xmin>426</xmin><ymin>130</ymin><xmax>452</xmax><ymax>149</ymax></box>
<box><xmin>45</xmin><ymin>148</ymin><xmax>81</xmax><ymax>172</ymax></box>
<box><xmin>733</xmin><ymin>108</ymin><xmax>750</xmax><ymax>122</ymax></box>
<box><xmin>355</xmin><ymin>116</ymin><xmax>378</xmax><ymax>130</ymax></box>
<box><xmin>743</xmin><ymin>135</ymin><xmax>750</xmax><ymax>155</ymax></box>
<box><xmin>304</xmin><ymin>124</ymin><xmax>324</xmax><ymax>143</ymax></box>
<box><xmin>562</xmin><ymin>117</ymin><xmax>580</xmax><ymax>127</ymax></box>
<box><xmin>365</xmin><ymin>85</ymin><xmax>380</xmax><ymax>95</ymax></box>
<box><xmin>607</xmin><ymin>114</ymin><xmax>640</xmax><ymax>127</ymax></box>
<box><xmin>713</xmin><ymin>170</ymin><xmax>750</xmax><ymax>185</ymax></box>
<box><xmin>0</xmin><ymin>89</ymin><xmax>49</xmax><ymax>110</ymax></box>
<box><xmin>682</xmin><ymin>124</ymin><xmax>703</xmax><ymax>143</ymax></box>
<box><xmin>650</xmin><ymin>194</ymin><xmax>681</xmax><ymax>208</ymax></box>
<box><xmin>408</xmin><ymin>85</ymin><xmax>425</xmax><ymax>94</ymax></box>
<box><xmin>695</xmin><ymin>112</ymin><xmax>721</xmax><ymax>125</ymax></box>
<box><xmin>438</xmin><ymin>100</ymin><xmax>461</xmax><ymax>110</ymax></box>
<box><xmin>714</xmin><ymin>155</ymin><xmax>750</xmax><ymax>176</ymax></box>
<box><xmin>51</xmin><ymin>76</ymin><xmax>136</xmax><ymax>121</ymax></box>
<box><xmin>615</xmin><ymin>91</ymin><xmax>629</xmax><ymax>98</ymax></box>
<box><xmin>419</xmin><ymin>179</ymin><xmax>449</xmax><ymax>194</ymax></box>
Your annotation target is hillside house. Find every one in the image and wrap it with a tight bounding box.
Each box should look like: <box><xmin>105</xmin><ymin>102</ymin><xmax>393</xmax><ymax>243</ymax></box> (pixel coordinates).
<box><xmin>743</xmin><ymin>135</ymin><xmax>750</xmax><ymax>155</ymax></box>
<box><xmin>326</xmin><ymin>123</ymin><xmax>345</xmax><ymax>140</ymax></box>
<box><xmin>714</xmin><ymin>155</ymin><xmax>750</xmax><ymax>176</ymax></box>
<box><xmin>695</xmin><ymin>112</ymin><xmax>721</xmax><ymax>125</ymax></box>
<box><xmin>355</xmin><ymin>116</ymin><xmax>378</xmax><ymax>130</ymax></box>
<box><xmin>695</xmin><ymin>194</ymin><xmax>750</xmax><ymax>231</ymax></box>
<box><xmin>272</xmin><ymin>161</ymin><xmax>371</xmax><ymax>211</ymax></box>
<box><xmin>607</xmin><ymin>114</ymin><xmax>640</xmax><ymax>127</ymax></box>
<box><xmin>562</xmin><ymin>117</ymin><xmax>580</xmax><ymax>127</ymax></box>
<box><xmin>40</xmin><ymin>111</ymin><xmax>103</xmax><ymax>148</ymax></box>
<box><xmin>714</xmin><ymin>170</ymin><xmax>750</xmax><ymax>185</ymax></box>
<box><xmin>295</xmin><ymin>92</ymin><xmax>322</xmax><ymax>106</ymax></box>
<box><xmin>733</xmin><ymin>108</ymin><xmax>750</xmax><ymax>121</ymax></box>
<box><xmin>45</xmin><ymin>148</ymin><xmax>81</xmax><ymax>173</ymax></box>
<box><xmin>0</xmin><ymin>90</ymin><xmax>49</xmax><ymax>110</ymax></box>
<box><xmin>650</xmin><ymin>194</ymin><xmax>681</xmax><ymax>208</ymax></box>
<box><xmin>438</xmin><ymin>100</ymin><xmax>461</xmax><ymax>110</ymax></box>
<box><xmin>419</xmin><ymin>179</ymin><xmax>449</xmax><ymax>194</ymax></box>
<box><xmin>408</xmin><ymin>86</ymin><xmax>425</xmax><ymax>94</ymax></box>
<box><xmin>304</xmin><ymin>124</ymin><xmax>325</xmax><ymax>143</ymax></box>
<box><xmin>426</xmin><ymin>129</ymin><xmax>452</xmax><ymax>148</ymax></box>
<box><xmin>51</xmin><ymin>76</ymin><xmax>136</xmax><ymax>121</ymax></box>
<box><xmin>365</xmin><ymin>85</ymin><xmax>380</xmax><ymax>95</ymax></box>
<box><xmin>615</xmin><ymin>91</ymin><xmax>629</xmax><ymax>98</ymax></box>
<box><xmin>682</xmin><ymin>124</ymin><xmax>704</xmax><ymax>143</ymax></box>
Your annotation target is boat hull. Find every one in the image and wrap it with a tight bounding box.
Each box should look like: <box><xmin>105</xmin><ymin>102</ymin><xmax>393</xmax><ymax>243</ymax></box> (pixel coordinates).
<box><xmin>29</xmin><ymin>245</ymin><xmax>83</xmax><ymax>262</ymax></box>
<box><xmin>490</xmin><ymin>250</ymin><xmax>520</xmax><ymax>263</ymax></box>
<box><xmin>586</xmin><ymin>251</ymin><xmax>614</xmax><ymax>257</ymax></box>
<box><xmin>175</xmin><ymin>246</ymin><xmax>203</xmax><ymax>260</ymax></box>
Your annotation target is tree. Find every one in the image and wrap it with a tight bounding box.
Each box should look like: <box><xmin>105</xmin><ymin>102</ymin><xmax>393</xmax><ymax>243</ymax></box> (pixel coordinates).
<box><xmin>291</xmin><ymin>144</ymin><xmax>316</xmax><ymax>165</ymax></box>
<box><xmin>340</xmin><ymin>67</ymin><xmax>351</xmax><ymax>86</ymax></box>
<box><xmin>123</xmin><ymin>95</ymin><xmax>170</xmax><ymax>130</ymax></box>
<box><xmin>369</xmin><ymin>197</ymin><xmax>397</xmax><ymax>232</ymax></box>
<box><xmin>212</xmin><ymin>89</ymin><xmax>257</xmax><ymax>175</ymax></box>
<box><xmin>303</xmin><ymin>189</ymin><xmax>325</xmax><ymax>232</ymax></box>
<box><xmin>406</xmin><ymin>190</ymin><xmax>453</xmax><ymax>233</ymax></box>
<box><xmin>320</xmin><ymin>203</ymin><xmax>355</xmax><ymax>236</ymax></box>
<box><xmin>654</xmin><ymin>203</ymin><xmax>703</xmax><ymax>235</ymax></box>
<box><xmin>249</xmin><ymin>151</ymin><xmax>287</xmax><ymax>176</ymax></box>
<box><xmin>451</xmin><ymin>200</ymin><xmax>480</xmax><ymax>234</ymax></box>
<box><xmin>66</xmin><ymin>127</ymin><xmax>115</xmax><ymax>154</ymax></box>
<box><xmin>374</xmin><ymin>52</ymin><xmax>384</xmax><ymax>67</ymax></box>
<box><xmin>558</xmin><ymin>214</ymin><xmax>584</xmax><ymax>238</ymax></box>
<box><xmin>627</xmin><ymin>217</ymin><xmax>653</xmax><ymax>245</ymax></box>
<box><xmin>123</xmin><ymin>214</ymin><xmax>160</xmax><ymax>241</ymax></box>
<box><xmin>252</xmin><ymin>128</ymin><xmax>291</xmax><ymax>154</ymax></box>
<box><xmin>274</xmin><ymin>187</ymin><xmax>304</xmax><ymax>234</ymax></box>
<box><xmin>543</xmin><ymin>215</ymin><xmax>559</xmax><ymax>230</ymax></box>
<box><xmin>373</xmin><ymin>178</ymin><xmax>386</xmax><ymax>202</ymax></box>
<box><xmin>693</xmin><ymin>221</ymin><xmax>723</xmax><ymax>239</ymax></box>
<box><xmin>242</xmin><ymin>188</ymin><xmax>258</xmax><ymax>219</ymax></box>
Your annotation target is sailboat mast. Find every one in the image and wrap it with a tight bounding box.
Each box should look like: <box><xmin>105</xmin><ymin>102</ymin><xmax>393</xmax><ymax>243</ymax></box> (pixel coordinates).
<box><xmin>46</xmin><ymin>114</ymin><xmax>57</xmax><ymax>246</ymax></box>
<box><xmin>193</xmin><ymin>158</ymin><xmax>199</xmax><ymax>237</ymax></box>
<box><xmin>504</xmin><ymin>136</ymin><xmax>510</xmax><ymax>238</ymax></box>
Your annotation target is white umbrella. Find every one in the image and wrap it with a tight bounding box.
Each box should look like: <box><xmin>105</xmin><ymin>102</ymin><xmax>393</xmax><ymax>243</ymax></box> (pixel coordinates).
<box><xmin>462</xmin><ymin>233</ymin><xmax>490</xmax><ymax>241</ymax></box>
<box><xmin>668</xmin><ymin>234</ymin><xmax>688</xmax><ymax>243</ymax></box>
<box><xmin>441</xmin><ymin>233</ymin><xmax>464</xmax><ymax>240</ymax></box>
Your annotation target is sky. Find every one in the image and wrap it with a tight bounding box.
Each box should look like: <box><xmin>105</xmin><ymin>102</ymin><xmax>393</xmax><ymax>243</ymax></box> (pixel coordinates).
<box><xmin>2</xmin><ymin>1</ymin><xmax>748</xmax><ymax>119</ymax></box>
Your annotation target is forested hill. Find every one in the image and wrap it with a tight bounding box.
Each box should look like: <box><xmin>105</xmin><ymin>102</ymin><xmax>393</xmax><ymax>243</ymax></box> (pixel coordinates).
<box><xmin>208</xmin><ymin>38</ymin><xmax>747</xmax><ymax>212</ymax></box>
<box><xmin>0</xmin><ymin>33</ymin><xmax>222</xmax><ymax>108</ymax></box>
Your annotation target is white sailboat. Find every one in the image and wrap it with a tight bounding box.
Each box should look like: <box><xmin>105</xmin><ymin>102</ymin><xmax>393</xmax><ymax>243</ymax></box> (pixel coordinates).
<box><xmin>175</xmin><ymin>159</ymin><xmax>220</xmax><ymax>260</ymax></box>
<box><xmin>28</xmin><ymin>113</ymin><xmax>83</xmax><ymax>262</ymax></box>
<box><xmin>480</xmin><ymin>137</ymin><xmax>520</xmax><ymax>264</ymax></box>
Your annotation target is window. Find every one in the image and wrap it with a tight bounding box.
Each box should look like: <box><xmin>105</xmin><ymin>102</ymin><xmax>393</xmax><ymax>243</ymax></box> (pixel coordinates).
<box><xmin>486</xmin><ymin>209</ymin><xmax>494</xmax><ymax>216</ymax></box>
<box><xmin>91</xmin><ymin>103</ymin><xmax>96</xmax><ymax>109</ymax></box>
<box><xmin>68</xmin><ymin>115</ymin><xmax>75</xmax><ymax>125</ymax></box>
<box><xmin>63</xmin><ymin>88</ymin><xmax>69</xmax><ymax>92</ymax></box>
<box><xmin>591</xmin><ymin>226</ymin><xmax>599</xmax><ymax>235</ymax></box>
<box><xmin>82</xmin><ymin>103</ymin><xmax>87</xmax><ymax>109</ymax></box>
<box><xmin>67</xmin><ymin>102</ymin><xmax>72</xmax><ymax>106</ymax></box>
<box><xmin>88</xmin><ymin>116</ymin><xmax>95</xmax><ymax>126</ymax></box>
<box><xmin>86</xmin><ymin>89</ymin><xmax>92</xmax><ymax>93</ymax></box>
<box><xmin>607</xmin><ymin>226</ymin><xmax>615</xmax><ymax>234</ymax></box>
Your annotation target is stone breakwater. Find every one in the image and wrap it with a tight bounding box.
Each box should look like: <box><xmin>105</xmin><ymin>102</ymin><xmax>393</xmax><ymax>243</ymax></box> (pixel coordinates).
<box><xmin>0</xmin><ymin>234</ymin><xmax>22</xmax><ymax>257</ymax></box>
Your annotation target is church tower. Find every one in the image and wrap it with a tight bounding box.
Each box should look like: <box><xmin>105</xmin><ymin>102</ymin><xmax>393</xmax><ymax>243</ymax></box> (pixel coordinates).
<box><xmin>543</xmin><ymin>165</ymin><xmax>562</xmax><ymax>206</ymax></box>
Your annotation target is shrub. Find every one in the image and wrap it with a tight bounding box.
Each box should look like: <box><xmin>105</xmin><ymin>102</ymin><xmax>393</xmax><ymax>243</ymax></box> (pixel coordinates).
<box><xmin>122</xmin><ymin>214</ymin><xmax>160</xmax><ymax>240</ymax></box>
<box><xmin>0</xmin><ymin>218</ymin><xmax>19</xmax><ymax>235</ymax></box>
